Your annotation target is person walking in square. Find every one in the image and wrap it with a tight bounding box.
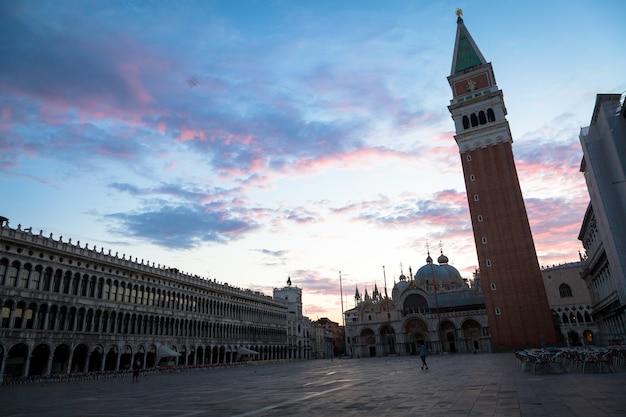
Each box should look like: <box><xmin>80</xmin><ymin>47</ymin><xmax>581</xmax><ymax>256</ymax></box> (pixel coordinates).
<box><xmin>132</xmin><ymin>358</ymin><xmax>141</xmax><ymax>382</ymax></box>
<box><xmin>418</xmin><ymin>343</ymin><xmax>428</xmax><ymax>370</ymax></box>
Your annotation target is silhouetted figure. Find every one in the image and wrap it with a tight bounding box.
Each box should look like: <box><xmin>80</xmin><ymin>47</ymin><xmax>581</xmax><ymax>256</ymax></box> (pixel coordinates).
<box><xmin>132</xmin><ymin>359</ymin><xmax>141</xmax><ymax>382</ymax></box>
<box><xmin>419</xmin><ymin>344</ymin><xmax>428</xmax><ymax>370</ymax></box>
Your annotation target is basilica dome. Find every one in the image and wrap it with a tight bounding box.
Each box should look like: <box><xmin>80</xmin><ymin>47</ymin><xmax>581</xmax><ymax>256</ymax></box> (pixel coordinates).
<box><xmin>414</xmin><ymin>251</ymin><xmax>465</xmax><ymax>289</ymax></box>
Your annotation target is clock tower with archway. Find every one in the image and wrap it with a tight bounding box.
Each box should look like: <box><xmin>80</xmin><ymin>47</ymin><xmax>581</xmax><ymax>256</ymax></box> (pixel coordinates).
<box><xmin>446</xmin><ymin>11</ymin><xmax>558</xmax><ymax>349</ymax></box>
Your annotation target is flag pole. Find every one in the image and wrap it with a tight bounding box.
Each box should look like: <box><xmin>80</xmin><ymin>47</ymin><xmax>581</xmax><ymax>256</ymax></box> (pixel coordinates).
<box><xmin>339</xmin><ymin>270</ymin><xmax>346</xmax><ymax>357</ymax></box>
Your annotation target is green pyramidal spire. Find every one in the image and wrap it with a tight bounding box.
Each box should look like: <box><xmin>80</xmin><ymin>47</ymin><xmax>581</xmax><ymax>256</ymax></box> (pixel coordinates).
<box><xmin>451</xmin><ymin>10</ymin><xmax>487</xmax><ymax>74</ymax></box>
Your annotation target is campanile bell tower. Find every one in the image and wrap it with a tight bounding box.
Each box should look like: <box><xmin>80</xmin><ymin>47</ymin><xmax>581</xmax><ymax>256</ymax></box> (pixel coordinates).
<box><xmin>447</xmin><ymin>10</ymin><xmax>558</xmax><ymax>349</ymax></box>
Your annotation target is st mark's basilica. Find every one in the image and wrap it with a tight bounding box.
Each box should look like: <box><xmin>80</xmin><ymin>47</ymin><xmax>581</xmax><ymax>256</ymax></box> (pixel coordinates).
<box><xmin>345</xmin><ymin>251</ymin><xmax>489</xmax><ymax>358</ymax></box>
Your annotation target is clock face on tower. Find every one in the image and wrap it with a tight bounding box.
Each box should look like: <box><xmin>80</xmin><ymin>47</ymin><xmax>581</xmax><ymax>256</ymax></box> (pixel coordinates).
<box><xmin>453</xmin><ymin>71</ymin><xmax>491</xmax><ymax>97</ymax></box>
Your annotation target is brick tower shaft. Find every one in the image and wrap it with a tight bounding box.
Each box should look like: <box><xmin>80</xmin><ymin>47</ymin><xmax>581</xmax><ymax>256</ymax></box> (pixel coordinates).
<box><xmin>447</xmin><ymin>11</ymin><xmax>558</xmax><ymax>349</ymax></box>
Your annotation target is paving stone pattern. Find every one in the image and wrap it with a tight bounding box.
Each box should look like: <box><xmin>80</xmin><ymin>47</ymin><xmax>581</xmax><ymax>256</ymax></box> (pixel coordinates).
<box><xmin>1</xmin><ymin>353</ymin><xmax>625</xmax><ymax>416</ymax></box>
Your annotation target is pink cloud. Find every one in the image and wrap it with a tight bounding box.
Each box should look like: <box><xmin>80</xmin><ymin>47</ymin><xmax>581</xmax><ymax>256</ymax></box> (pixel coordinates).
<box><xmin>2</xmin><ymin>106</ymin><xmax>12</xmax><ymax>121</ymax></box>
<box><xmin>37</xmin><ymin>99</ymin><xmax>73</xmax><ymax>125</ymax></box>
<box><xmin>217</xmin><ymin>146</ymin><xmax>413</xmax><ymax>185</ymax></box>
<box><xmin>163</xmin><ymin>161</ymin><xmax>177</xmax><ymax>171</ymax></box>
<box><xmin>526</xmin><ymin>196</ymin><xmax>587</xmax><ymax>266</ymax></box>
<box><xmin>178</xmin><ymin>128</ymin><xmax>207</xmax><ymax>142</ymax></box>
<box><xmin>433</xmin><ymin>189</ymin><xmax>467</xmax><ymax>206</ymax></box>
<box><xmin>292</xmin><ymin>146</ymin><xmax>414</xmax><ymax>173</ymax></box>
<box><xmin>176</xmin><ymin>128</ymin><xmax>256</xmax><ymax>147</ymax></box>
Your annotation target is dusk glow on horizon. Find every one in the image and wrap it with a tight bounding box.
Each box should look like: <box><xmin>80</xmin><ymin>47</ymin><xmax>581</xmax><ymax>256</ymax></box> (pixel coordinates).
<box><xmin>2</xmin><ymin>1</ymin><xmax>625</xmax><ymax>324</ymax></box>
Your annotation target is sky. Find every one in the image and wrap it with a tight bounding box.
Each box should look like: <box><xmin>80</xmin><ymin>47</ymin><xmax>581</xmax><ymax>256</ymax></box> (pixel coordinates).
<box><xmin>2</xmin><ymin>1</ymin><xmax>625</xmax><ymax>324</ymax></box>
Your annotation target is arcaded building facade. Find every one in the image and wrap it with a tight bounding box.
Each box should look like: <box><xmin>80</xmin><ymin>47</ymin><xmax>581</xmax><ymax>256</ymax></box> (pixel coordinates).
<box><xmin>541</xmin><ymin>262</ymin><xmax>598</xmax><ymax>347</ymax></box>
<box><xmin>0</xmin><ymin>219</ymin><xmax>289</xmax><ymax>382</ymax></box>
<box><xmin>344</xmin><ymin>252</ymin><xmax>490</xmax><ymax>358</ymax></box>
<box><xmin>578</xmin><ymin>93</ymin><xmax>626</xmax><ymax>345</ymax></box>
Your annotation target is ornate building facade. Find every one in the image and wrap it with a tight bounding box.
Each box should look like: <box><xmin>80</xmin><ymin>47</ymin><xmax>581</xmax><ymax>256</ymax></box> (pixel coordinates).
<box><xmin>541</xmin><ymin>262</ymin><xmax>598</xmax><ymax>347</ymax></box>
<box><xmin>0</xmin><ymin>218</ymin><xmax>290</xmax><ymax>382</ymax></box>
<box><xmin>446</xmin><ymin>12</ymin><xmax>558</xmax><ymax>349</ymax></box>
<box><xmin>344</xmin><ymin>252</ymin><xmax>490</xmax><ymax>357</ymax></box>
<box><xmin>314</xmin><ymin>317</ymin><xmax>345</xmax><ymax>357</ymax></box>
<box><xmin>273</xmin><ymin>280</ymin><xmax>312</xmax><ymax>360</ymax></box>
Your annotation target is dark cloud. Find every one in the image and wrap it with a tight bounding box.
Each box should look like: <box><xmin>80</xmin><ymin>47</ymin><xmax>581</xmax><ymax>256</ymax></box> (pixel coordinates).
<box><xmin>170</xmin><ymin>107</ymin><xmax>365</xmax><ymax>176</ymax></box>
<box><xmin>284</xmin><ymin>207</ymin><xmax>319</xmax><ymax>224</ymax></box>
<box><xmin>105</xmin><ymin>181</ymin><xmax>258</xmax><ymax>248</ymax></box>
<box><xmin>0</xmin><ymin>2</ymin><xmax>432</xmax><ymax>187</ymax></box>
<box><xmin>0</xmin><ymin>13</ymin><xmax>138</xmax><ymax>107</ymax></box>
<box><xmin>251</xmin><ymin>248</ymin><xmax>289</xmax><ymax>267</ymax></box>
<box><xmin>110</xmin><ymin>181</ymin><xmax>237</xmax><ymax>204</ymax></box>
<box><xmin>253</xmin><ymin>249</ymin><xmax>288</xmax><ymax>258</ymax></box>
<box><xmin>516</xmin><ymin>140</ymin><xmax>582</xmax><ymax>172</ymax></box>
<box><xmin>107</xmin><ymin>204</ymin><xmax>257</xmax><ymax>249</ymax></box>
<box><xmin>290</xmin><ymin>269</ymin><xmax>340</xmax><ymax>296</ymax></box>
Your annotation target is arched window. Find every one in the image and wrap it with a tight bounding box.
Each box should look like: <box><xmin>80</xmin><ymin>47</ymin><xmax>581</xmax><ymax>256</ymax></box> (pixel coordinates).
<box><xmin>53</xmin><ymin>269</ymin><xmax>62</xmax><ymax>292</ymax></box>
<box><xmin>81</xmin><ymin>274</ymin><xmax>89</xmax><ymax>296</ymax></box>
<box><xmin>72</xmin><ymin>273</ymin><xmax>80</xmax><ymax>295</ymax></box>
<box><xmin>7</xmin><ymin>261</ymin><xmax>20</xmax><ymax>287</ymax></box>
<box><xmin>487</xmin><ymin>108</ymin><xmax>495</xmax><ymax>122</ymax></box>
<box><xmin>97</xmin><ymin>278</ymin><xmax>104</xmax><ymax>299</ymax></box>
<box><xmin>43</xmin><ymin>268</ymin><xmax>53</xmax><ymax>291</ymax></box>
<box><xmin>478</xmin><ymin>111</ymin><xmax>487</xmax><ymax>124</ymax></box>
<box><xmin>18</xmin><ymin>264</ymin><xmax>31</xmax><ymax>288</ymax></box>
<box><xmin>470</xmin><ymin>113</ymin><xmax>478</xmax><ymax>127</ymax></box>
<box><xmin>462</xmin><ymin>115</ymin><xmax>470</xmax><ymax>129</ymax></box>
<box><xmin>2</xmin><ymin>300</ymin><xmax>13</xmax><ymax>327</ymax></box>
<box><xmin>0</xmin><ymin>258</ymin><xmax>8</xmax><ymax>285</ymax></box>
<box><xmin>559</xmin><ymin>283</ymin><xmax>573</xmax><ymax>298</ymax></box>
<box><xmin>30</xmin><ymin>266</ymin><xmax>42</xmax><ymax>290</ymax></box>
<box><xmin>63</xmin><ymin>271</ymin><xmax>72</xmax><ymax>294</ymax></box>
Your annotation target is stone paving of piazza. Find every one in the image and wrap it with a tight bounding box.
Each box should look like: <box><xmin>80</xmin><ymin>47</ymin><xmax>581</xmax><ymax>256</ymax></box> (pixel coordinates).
<box><xmin>1</xmin><ymin>353</ymin><xmax>625</xmax><ymax>417</ymax></box>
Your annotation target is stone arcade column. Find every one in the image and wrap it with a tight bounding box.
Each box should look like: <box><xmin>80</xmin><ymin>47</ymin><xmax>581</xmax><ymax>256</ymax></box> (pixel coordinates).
<box><xmin>46</xmin><ymin>351</ymin><xmax>54</xmax><ymax>376</ymax></box>
<box><xmin>83</xmin><ymin>352</ymin><xmax>90</xmax><ymax>373</ymax></box>
<box><xmin>115</xmin><ymin>350</ymin><xmax>121</xmax><ymax>371</ymax></box>
<box><xmin>23</xmin><ymin>353</ymin><xmax>32</xmax><ymax>377</ymax></box>
<box><xmin>66</xmin><ymin>350</ymin><xmax>73</xmax><ymax>374</ymax></box>
<box><xmin>42</xmin><ymin>308</ymin><xmax>50</xmax><ymax>331</ymax></box>
<box><xmin>7</xmin><ymin>304</ymin><xmax>17</xmax><ymax>329</ymax></box>
<box><xmin>0</xmin><ymin>351</ymin><xmax>7</xmax><ymax>383</ymax></box>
